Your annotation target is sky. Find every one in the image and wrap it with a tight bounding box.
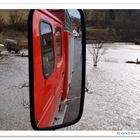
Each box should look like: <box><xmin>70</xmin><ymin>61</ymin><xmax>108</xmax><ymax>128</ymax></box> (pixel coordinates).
<box><xmin>68</xmin><ymin>9</ymin><xmax>81</xmax><ymax>19</ymax></box>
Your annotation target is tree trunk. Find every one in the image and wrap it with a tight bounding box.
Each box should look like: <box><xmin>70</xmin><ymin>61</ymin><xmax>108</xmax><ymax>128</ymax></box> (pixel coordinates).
<box><xmin>94</xmin><ymin>63</ymin><xmax>97</xmax><ymax>67</ymax></box>
<box><xmin>93</xmin><ymin>58</ymin><xmax>97</xmax><ymax>67</ymax></box>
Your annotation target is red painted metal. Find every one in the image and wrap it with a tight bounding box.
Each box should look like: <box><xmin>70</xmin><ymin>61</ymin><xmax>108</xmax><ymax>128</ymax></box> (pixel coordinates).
<box><xmin>32</xmin><ymin>10</ymin><xmax>65</xmax><ymax>128</ymax></box>
<box><xmin>62</xmin><ymin>32</ymin><xmax>69</xmax><ymax>100</ymax></box>
<box><xmin>49</xmin><ymin>10</ymin><xmax>65</xmax><ymax>23</ymax></box>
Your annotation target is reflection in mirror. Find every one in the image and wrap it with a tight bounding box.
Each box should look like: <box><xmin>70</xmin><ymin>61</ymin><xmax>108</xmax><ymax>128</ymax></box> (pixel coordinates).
<box><xmin>62</xmin><ymin>10</ymin><xmax>82</xmax><ymax>124</ymax></box>
<box><xmin>30</xmin><ymin>9</ymin><xmax>83</xmax><ymax>129</ymax></box>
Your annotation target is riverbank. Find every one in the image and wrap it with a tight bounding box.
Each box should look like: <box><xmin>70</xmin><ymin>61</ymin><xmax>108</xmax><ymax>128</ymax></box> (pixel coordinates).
<box><xmin>86</xmin><ymin>27</ymin><xmax>140</xmax><ymax>44</ymax></box>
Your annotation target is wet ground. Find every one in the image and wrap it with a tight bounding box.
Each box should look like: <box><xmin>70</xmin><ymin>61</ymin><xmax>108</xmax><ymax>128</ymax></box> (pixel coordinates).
<box><xmin>0</xmin><ymin>50</ymin><xmax>32</xmax><ymax>130</ymax></box>
<box><xmin>63</xmin><ymin>43</ymin><xmax>140</xmax><ymax>130</ymax></box>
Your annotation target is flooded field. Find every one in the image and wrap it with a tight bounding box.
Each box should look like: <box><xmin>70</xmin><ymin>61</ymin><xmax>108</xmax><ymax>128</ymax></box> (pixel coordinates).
<box><xmin>1</xmin><ymin>43</ymin><xmax>140</xmax><ymax>130</ymax></box>
<box><xmin>64</xmin><ymin>43</ymin><xmax>140</xmax><ymax>130</ymax></box>
<box><xmin>0</xmin><ymin>50</ymin><xmax>32</xmax><ymax>130</ymax></box>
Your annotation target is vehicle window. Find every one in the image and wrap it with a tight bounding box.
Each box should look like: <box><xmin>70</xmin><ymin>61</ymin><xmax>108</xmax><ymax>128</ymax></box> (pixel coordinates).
<box><xmin>40</xmin><ymin>21</ymin><xmax>54</xmax><ymax>79</ymax></box>
<box><xmin>56</xmin><ymin>27</ymin><xmax>62</xmax><ymax>62</ymax></box>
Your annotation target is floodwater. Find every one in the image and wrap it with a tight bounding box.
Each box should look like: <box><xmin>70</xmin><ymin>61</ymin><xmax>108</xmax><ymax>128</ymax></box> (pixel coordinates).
<box><xmin>1</xmin><ymin>43</ymin><xmax>140</xmax><ymax>130</ymax></box>
<box><xmin>0</xmin><ymin>50</ymin><xmax>32</xmax><ymax>130</ymax></box>
<box><xmin>64</xmin><ymin>43</ymin><xmax>140</xmax><ymax>130</ymax></box>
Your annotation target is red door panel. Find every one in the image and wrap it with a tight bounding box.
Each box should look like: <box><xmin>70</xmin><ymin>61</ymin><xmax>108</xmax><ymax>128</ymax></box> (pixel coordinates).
<box><xmin>55</xmin><ymin>26</ymin><xmax>65</xmax><ymax>102</ymax></box>
<box><xmin>32</xmin><ymin>10</ymin><xmax>64</xmax><ymax>128</ymax></box>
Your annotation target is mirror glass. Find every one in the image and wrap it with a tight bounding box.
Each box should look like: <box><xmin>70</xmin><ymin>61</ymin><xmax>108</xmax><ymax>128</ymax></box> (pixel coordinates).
<box><xmin>0</xmin><ymin>9</ymin><xmax>84</xmax><ymax>130</ymax></box>
<box><xmin>29</xmin><ymin>9</ymin><xmax>83</xmax><ymax>129</ymax></box>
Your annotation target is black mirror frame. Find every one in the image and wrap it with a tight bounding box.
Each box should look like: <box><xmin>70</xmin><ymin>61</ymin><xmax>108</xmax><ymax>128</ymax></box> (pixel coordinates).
<box><xmin>28</xmin><ymin>9</ymin><xmax>86</xmax><ymax>130</ymax></box>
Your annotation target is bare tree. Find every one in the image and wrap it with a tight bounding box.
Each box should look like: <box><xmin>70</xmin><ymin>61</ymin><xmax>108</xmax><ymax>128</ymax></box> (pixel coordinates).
<box><xmin>88</xmin><ymin>40</ymin><xmax>106</xmax><ymax>67</ymax></box>
<box><xmin>0</xmin><ymin>16</ymin><xmax>5</xmax><ymax>24</ymax></box>
<box><xmin>0</xmin><ymin>16</ymin><xmax>5</xmax><ymax>30</ymax></box>
<box><xmin>8</xmin><ymin>10</ymin><xmax>27</xmax><ymax>33</ymax></box>
<box><xmin>9</xmin><ymin>10</ymin><xmax>23</xmax><ymax>25</ymax></box>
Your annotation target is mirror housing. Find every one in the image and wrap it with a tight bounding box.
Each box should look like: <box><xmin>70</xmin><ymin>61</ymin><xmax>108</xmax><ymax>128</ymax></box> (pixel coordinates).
<box><xmin>28</xmin><ymin>9</ymin><xmax>86</xmax><ymax>130</ymax></box>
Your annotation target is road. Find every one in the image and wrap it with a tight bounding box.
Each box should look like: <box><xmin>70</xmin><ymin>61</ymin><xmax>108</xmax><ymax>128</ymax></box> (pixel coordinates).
<box><xmin>63</xmin><ymin>38</ymin><xmax>82</xmax><ymax>123</ymax></box>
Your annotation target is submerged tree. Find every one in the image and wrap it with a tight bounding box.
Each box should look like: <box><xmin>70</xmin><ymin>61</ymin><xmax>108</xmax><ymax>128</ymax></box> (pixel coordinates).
<box><xmin>88</xmin><ymin>40</ymin><xmax>106</xmax><ymax>67</ymax></box>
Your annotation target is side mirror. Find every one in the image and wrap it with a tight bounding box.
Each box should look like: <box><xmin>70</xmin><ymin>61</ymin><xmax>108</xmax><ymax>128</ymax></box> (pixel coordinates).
<box><xmin>28</xmin><ymin>9</ymin><xmax>86</xmax><ymax>130</ymax></box>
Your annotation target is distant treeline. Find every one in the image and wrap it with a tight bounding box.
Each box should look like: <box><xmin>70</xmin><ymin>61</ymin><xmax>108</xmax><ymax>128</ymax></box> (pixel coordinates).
<box><xmin>84</xmin><ymin>10</ymin><xmax>140</xmax><ymax>43</ymax></box>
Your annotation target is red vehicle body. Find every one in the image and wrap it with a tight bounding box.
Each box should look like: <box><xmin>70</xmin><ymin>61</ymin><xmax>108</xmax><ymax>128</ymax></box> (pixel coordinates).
<box><xmin>32</xmin><ymin>10</ymin><xmax>74</xmax><ymax>128</ymax></box>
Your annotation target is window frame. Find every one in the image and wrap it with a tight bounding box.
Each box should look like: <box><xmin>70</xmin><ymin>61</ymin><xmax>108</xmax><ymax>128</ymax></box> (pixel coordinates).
<box><xmin>55</xmin><ymin>26</ymin><xmax>62</xmax><ymax>63</ymax></box>
<box><xmin>39</xmin><ymin>20</ymin><xmax>55</xmax><ymax>79</ymax></box>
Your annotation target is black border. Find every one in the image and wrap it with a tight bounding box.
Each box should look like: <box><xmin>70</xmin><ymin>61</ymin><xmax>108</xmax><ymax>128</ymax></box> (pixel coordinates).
<box><xmin>28</xmin><ymin>9</ymin><xmax>86</xmax><ymax>130</ymax></box>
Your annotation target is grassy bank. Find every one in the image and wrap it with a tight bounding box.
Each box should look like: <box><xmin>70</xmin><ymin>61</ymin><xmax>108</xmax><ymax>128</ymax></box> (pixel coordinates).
<box><xmin>86</xmin><ymin>27</ymin><xmax>118</xmax><ymax>43</ymax></box>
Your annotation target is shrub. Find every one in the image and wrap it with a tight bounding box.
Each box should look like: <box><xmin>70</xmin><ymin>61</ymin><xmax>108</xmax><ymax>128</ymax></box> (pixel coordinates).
<box><xmin>9</xmin><ymin>10</ymin><xmax>27</xmax><ymax>33</ymax></box>
<box><xmin>0</xmin><ymin>16</ymin><xmax>5</xmax><ymax>30</ymax></box>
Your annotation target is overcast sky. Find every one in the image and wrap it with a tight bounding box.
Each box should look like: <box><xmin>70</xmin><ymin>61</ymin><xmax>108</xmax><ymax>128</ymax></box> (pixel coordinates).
<box><xmin>68</xmin><ymin>9</ymin><xmax>80</xmax><ymax>19</ymax></box>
